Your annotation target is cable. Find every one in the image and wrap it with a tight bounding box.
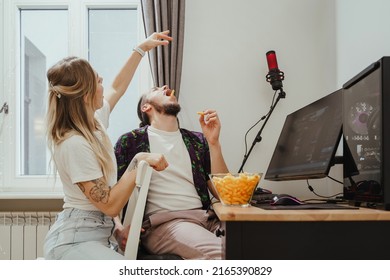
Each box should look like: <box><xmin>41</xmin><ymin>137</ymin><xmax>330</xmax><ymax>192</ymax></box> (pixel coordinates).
<box><xmin>327</xmin><ymin>175</ymin><xmax>343</xmax><ymax>185</ymax></box>
<box><xmin>306</xmin><ymin>179</ymin><xmax>343</xmax><ymax>199</ymax></box>
<box><xmin>242</xmin><ymin>90</ymin><xmax>278</xmax><ymax>160</ymax></box>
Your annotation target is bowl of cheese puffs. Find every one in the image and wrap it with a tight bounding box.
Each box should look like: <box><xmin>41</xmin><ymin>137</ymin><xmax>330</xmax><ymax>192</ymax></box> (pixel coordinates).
<box><xmin>209</xmin><ymin>172</ymin><xmax>262</xmax><ymax>207</ymax></box>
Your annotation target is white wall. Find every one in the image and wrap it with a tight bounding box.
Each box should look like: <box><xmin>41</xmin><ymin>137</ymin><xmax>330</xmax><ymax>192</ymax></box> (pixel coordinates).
<box><xmin>336</xmin><ymin>0</ymin><xmax>390</xmax><ymax>86</ymax></box>
<box><xmin>179</xmin><ymin>0</ymin><xmax>338</xmax><ymax>198</ymax></box>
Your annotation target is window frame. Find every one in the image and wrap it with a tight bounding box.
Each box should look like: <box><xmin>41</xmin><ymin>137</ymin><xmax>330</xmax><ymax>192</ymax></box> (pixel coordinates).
<box><xmin>0</xmin><ymin>0</ymin><xmax>150</xmax><ymax>198</ymax></box>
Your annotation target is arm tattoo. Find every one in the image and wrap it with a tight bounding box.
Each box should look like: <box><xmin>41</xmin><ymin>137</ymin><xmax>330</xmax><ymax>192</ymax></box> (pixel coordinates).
<box><xmin>78</xmin><ymin>178</ymin><xmax>110</xmax><ymax>204</ymax></box>
<box><xmin>90</xmin><ymin>178</ymin><xmax>110</xmax><ymax>203</ymax></box>
<box><xmin>126</xmin><ymin>157</ymin><xmax>138</xmax><ymax>173</ymax></box>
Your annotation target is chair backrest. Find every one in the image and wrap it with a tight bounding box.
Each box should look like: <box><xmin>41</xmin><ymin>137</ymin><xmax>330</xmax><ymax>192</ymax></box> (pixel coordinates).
<box><xmin>123</xmin><ymin>160</ymin><xmax>153</xmax><ymax>259</ymax></box>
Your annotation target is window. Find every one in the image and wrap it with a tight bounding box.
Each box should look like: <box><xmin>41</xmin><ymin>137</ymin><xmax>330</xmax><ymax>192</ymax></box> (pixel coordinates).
<box><xmin>0</xmin><ymin>0</ymin><xmax>150</xmax><ymax>197</ymax></box>
<box><xmin>88</xmin><ymin>8</ymin><xmax>142</xmax><ymax>144</ymax></box>
<box><xmin>21</xmin><ymin>9</ymin><xmax>68</xmax><ymax>176</ymax></box>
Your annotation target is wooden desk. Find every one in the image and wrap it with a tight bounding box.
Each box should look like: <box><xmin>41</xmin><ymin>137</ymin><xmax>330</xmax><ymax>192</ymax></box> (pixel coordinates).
<box><xmin>213</xmin><ymin>203</ymin><xmax>390</xmax><ymax>259</ymax></box>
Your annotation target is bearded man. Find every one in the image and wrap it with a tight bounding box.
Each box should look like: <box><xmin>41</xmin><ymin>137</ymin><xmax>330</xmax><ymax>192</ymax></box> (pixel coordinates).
<box><xmin>114</xmin><ymin>85</ymin><xmax>229</xmax><ymax>259</ymax></box>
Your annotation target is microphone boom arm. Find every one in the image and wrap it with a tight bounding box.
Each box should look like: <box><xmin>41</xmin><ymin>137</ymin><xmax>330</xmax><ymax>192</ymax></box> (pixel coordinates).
<box><xmin>238</xmin><ymin>88</ymin><xmax>286</xmax><ymax>173</ymax></box>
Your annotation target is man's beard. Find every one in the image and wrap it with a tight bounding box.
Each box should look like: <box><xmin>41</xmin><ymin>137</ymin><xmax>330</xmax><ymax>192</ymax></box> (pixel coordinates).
<box><xmin>149</xmin><ymin>100</ymin><xmax>181</xmax><ymax>117</ymax></box>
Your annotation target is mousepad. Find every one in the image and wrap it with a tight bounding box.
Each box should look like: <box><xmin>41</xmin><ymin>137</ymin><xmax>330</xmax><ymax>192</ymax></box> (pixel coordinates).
<box><xmin>252</xmin><ymin>203</ymin><xmax>359</xmax><ymax>210</ymax></box>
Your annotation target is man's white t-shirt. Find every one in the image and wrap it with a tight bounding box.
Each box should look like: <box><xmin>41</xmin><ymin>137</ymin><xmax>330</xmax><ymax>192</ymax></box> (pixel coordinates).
<box><xmin>54</xmin><ymin>100</ymin><xmax>116</xmax><ymax>211</ymax></box>
<box><xmin>146</xmin><ymin>126</ymin><xmax>203</xmax><ymax>216</ymax></box>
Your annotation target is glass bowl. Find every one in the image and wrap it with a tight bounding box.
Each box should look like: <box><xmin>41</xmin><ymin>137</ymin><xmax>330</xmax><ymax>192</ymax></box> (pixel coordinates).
<box><xmin>209</xmin><ymin>172</ymin><xmax>262</xmax><ymax>207</ymax></box>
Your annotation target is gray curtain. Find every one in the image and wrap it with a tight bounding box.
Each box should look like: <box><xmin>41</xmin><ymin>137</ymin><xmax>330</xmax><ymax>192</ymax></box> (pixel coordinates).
<box><xmin>141</xmin><ymin>0</ymin><xmax>185</xmax><ymax>100</ymax></box>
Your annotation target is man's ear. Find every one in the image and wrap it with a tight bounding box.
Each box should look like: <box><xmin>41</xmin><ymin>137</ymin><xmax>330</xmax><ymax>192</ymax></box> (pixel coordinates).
<box><xmin>141</xmin><ymin>103</ymin><xmax>151</xmax><ymax>113</ymax></box>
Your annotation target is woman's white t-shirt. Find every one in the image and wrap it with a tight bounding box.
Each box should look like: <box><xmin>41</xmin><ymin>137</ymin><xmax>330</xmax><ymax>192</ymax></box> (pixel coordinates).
<box><xmin>54</xmin><ymin>100</ymin><xmax>116</xmax><ymax>211</ymax></box>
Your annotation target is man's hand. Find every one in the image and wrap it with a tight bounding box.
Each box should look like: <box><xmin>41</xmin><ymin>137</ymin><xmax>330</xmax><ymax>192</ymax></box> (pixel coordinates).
<box><xmin>198</xmin><ymin>109</ymin><xmax>222</xmax><ymax>146</ymax></box>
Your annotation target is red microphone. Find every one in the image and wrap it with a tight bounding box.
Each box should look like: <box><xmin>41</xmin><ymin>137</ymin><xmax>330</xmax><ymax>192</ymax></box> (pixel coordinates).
<box><xmin>266</xmin><ymin>50</ymin><xmax>284</xmax><ymax>91</ymax></box>
<box><xmin>266</xmin><ymin>50</ymin><xmax>279</xmax><ymax>70</ymax></box>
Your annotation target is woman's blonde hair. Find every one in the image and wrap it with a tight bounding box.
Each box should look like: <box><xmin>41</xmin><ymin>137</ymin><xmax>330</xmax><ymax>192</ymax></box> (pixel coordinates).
<box><xmin>46</xmin><ymin>56</ymin><xmax>114</xmax><ymax>181</ymax></box>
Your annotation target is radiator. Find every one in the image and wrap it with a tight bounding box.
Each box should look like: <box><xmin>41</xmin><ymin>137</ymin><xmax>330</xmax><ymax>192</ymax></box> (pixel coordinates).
<box><xmin>0</xmin><ymin>212</ymin><xmax>58</xmax><ymax>260</ymax></box>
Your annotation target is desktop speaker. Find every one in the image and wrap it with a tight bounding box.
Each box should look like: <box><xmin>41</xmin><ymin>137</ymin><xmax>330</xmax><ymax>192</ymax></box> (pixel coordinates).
<box><xmin>343</xmin><ymin>56</ymin><xmax>390</xmax><ymax>210</ymax></box>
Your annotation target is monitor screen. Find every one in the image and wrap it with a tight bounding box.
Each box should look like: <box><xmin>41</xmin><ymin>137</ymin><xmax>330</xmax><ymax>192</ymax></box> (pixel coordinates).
<box><xmin>265</xmin><ymin>89</ymin><xmax>342</xmax><ymax>181</ymax></box>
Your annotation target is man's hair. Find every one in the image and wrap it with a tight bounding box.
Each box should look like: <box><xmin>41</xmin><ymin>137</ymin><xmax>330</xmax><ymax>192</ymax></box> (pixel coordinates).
<box><xmin>137</xmin><ymin>89</ymin><xmax>181</xmax><ymax>128</ymax></box>
<box><xmin>137</xmin><ymin>93</ymin><xmax>150</xmax><ymax>127</ymax></box>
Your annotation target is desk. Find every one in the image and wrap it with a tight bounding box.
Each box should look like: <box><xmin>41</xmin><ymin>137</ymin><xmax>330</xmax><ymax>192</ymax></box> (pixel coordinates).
<box><xmin>213</xmin><ymin>203</ymin><xmax>390</xmax><ymax>259</ymax></box>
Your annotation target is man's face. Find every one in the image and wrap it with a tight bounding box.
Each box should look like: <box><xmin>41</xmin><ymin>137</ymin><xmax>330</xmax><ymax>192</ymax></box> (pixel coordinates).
<box><xmin>147</xmin><ymin>86</ymin><xmax>181</xmax><ymax>116</ymax></box>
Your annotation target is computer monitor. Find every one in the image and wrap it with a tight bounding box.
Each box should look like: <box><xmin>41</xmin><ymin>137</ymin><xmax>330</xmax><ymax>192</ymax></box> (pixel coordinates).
<box><xmin>342</xmin><ymin>57</ymin><xmax>390</xmax><ymax>209</ymax></box>
<box><xmin>265</xmin><ymin>89</ymin><xmax>342</xmax><ymax>181</ymax></box>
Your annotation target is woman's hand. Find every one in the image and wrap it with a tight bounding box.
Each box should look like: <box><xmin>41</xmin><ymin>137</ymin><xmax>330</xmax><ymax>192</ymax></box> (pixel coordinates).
<box><xmin>134</xmin><ymin>152</ymin><xmax>169</xmax><ymax>171</ymax></box>
<box><xmin>138</xmin><ymin>30</ymin><xmax>173</xmax><ymax>52</ymax></box>
<box><xmin>113</xmin><ymin>223</ymin><xmax>145</xmax><ymax>252</ymax></box>
<box><xmin>113</xmin><ymin>223</ymin><xmax>129</xmax><ymax>252</ymax></box>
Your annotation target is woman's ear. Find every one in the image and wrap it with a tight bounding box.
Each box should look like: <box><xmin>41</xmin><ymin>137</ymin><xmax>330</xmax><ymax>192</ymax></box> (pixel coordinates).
<box><xmin>83</xmin><ymin>93</ymin><xmax>89</xmax><ymax>104</ymax></box>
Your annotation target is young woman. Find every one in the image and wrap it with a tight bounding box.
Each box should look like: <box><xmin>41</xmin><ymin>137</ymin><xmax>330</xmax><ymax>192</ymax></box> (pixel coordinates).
<box><xmin>44</xmin><ymin>31</ymin><xmax>172</xmax><ymax>260</ymax></box>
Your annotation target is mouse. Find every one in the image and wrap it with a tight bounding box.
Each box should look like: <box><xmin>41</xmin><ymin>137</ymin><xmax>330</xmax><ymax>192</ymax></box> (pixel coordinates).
<box><xmin>270</xmin><ymin>194</ymin><xmax>304</xmax><ymax>206</ymax></box>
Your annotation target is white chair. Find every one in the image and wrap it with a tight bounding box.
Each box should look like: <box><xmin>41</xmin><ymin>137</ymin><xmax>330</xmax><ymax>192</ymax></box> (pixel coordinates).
<box><xmin>122</xmin><ymin>160</ymin><xmax>153</xmax><ymax>260</ymax></box>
